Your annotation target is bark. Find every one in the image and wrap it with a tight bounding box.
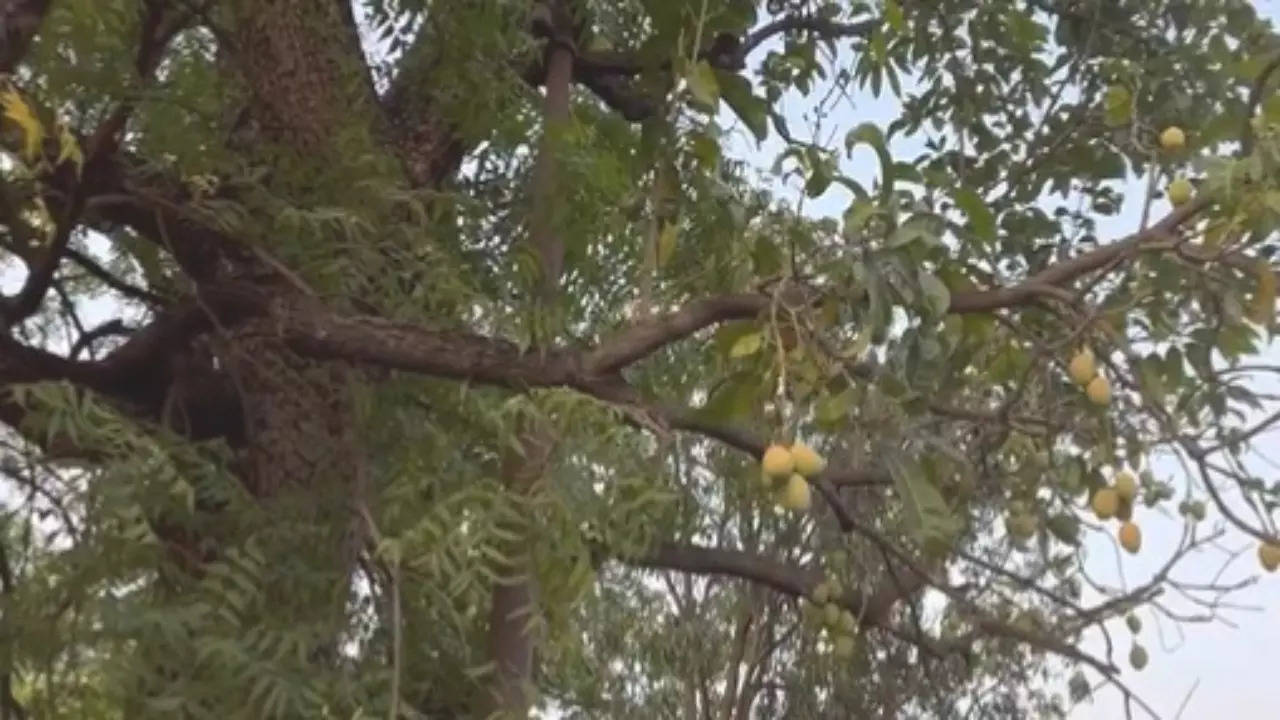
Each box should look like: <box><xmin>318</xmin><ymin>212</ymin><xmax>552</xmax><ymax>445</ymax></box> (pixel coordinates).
<box><xmin>120</xmin><ymin>0</ymin><xmax>380</xmax><ymax>695</ymax></box>
<box><xmin>485</xmin><ymin>8</ymin><xmax>576</xmax><ymax>716</ymax></box>
<box><xmin>382</xmin><ymin>35</ymin><xmax>468</xmax><ymax>188</ymax></box>
<box><xmin>228</xmin><ymin>0</ymin><xmax>373</xmax><ymax>155</ymax></box>
<box><xmin>0</xmin><ymin>0</ymin><xmax>50</xmax><ymax>72</ymax></box>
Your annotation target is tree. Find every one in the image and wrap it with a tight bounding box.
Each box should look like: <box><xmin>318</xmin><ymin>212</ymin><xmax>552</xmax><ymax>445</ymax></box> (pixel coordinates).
<box><xmin>1</xmin><ymin>0</ymin><xmax>1279</xmax><ymax>717</ymax></box>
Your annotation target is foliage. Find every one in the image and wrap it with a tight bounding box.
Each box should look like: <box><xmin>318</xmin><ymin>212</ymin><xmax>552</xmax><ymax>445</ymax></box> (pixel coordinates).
<box><xmin>1</xmin><ymin>1</ymin><xmax>1280</xmax><ymax>719</ymax></box>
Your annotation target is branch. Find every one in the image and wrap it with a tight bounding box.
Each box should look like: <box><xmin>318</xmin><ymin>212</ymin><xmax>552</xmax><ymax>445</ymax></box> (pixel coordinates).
<box><xmin>69</xmin><ymin>319</ymin><xmax>132</xmax><ymax>360</ymax></box>
<box><xmin>587</xmin><ymin>294</ymin><xmax>767</xmax><ymax>373</ymax></box>
<box><xmin>587</xmin><ymin>203</ymin><xmax>1206</xmax><ymax>378</ymax></box>
<box><xmin>947</xmin><ymin>201</ymin><xmax>1205</xmax><ymax>313</ymax></box>
<box><xmin>0</xmin><ymin>184</ymin><xmax>83</xmax><ymax>326</ymax></box>
<box><xmin>1240</xmin><ymin>51</ymin><xmax>1280</xmax><ymax>157</ymax></box>
<box><xmin>568</xmin><ymin>14</ymin><xmax>875</xmax><ymax>122</ymax></box>
<box><xmin>575</xmin><ymin>14</ymin><xmax>877</xmax><ymax>77</ymax></box>
<box><xmin>63</xmin><ymin>247</ymin><xmax>166</xmax><ymax>306</ymax></box>
<box><xmin>0</xmin><ymin>0</ymin><xmax>51</xmax><ymax>72</ymax></box>
<box><xmin>260</xmin><ymin>293</ymin><xmax>577</xmax><ymax>389</ymax></box>
<box><xmin>379</xmin><ymin>24</ymin><xmax>467</xmax><ymax>187</ymax></box>
<box><xmin>737</xmin><ymin>15</ymin><xmax>877</xmax><ymax>63</ymax></box>
<box><xmin>621</xmin><ymin>541</ymin><xmax>921</xmax><ymax>629</ymax></box>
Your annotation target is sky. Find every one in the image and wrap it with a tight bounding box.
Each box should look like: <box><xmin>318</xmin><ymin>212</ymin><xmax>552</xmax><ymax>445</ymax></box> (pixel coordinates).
<box><xmin>710</xmin><ymin>2</ymin><xmax>1280</xmax><ymax>717</ymax></box>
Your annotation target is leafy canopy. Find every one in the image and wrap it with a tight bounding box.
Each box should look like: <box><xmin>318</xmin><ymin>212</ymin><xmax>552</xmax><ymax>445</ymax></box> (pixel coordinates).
<box><xmin>1</xmin><ymin>1</ymin><xmax>1280</xmax><ymax>719</ymax></box>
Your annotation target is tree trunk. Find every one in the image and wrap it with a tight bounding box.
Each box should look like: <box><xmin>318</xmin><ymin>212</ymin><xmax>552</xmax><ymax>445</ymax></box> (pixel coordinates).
<box><xmin>128</xmin><ymin>1</ymin><xmax>379</xmax><ymax>710</ymax></box>
<box><xmin>484</xmin><ymin>14</ymin><xmax>575</xmax><ymax>716</ymax></box>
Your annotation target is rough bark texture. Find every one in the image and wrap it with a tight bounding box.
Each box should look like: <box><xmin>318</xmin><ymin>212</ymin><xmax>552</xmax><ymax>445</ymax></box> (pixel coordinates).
<box><xmin>383</xmin><ymin>38</ymin><xmax>468</xmax><ymax>188</ymax></box>
<box><xmin>230</xmin><ymin>0</ymin><xmax>369</xmax><ymax>154</ymax></box>
<box><xmin>221</xmin><ymin>0</ymin><xmax>368</xmax><ymax>492</ymax></box>
<box><xmin>42</xmin><ymin>2</ymin><xmax>383</xmax><ymax>668</ymax></box>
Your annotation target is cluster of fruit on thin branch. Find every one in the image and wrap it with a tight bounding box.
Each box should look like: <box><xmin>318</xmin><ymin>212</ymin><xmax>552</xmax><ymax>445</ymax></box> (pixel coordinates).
<box><xmin>1068</xmin><ymin>343</ymin><xmax>1280</xmax><ymax>570</ymax></box>
<box><xmin>1089</xmin><ymin>468</ymin><xmax>1144</xmax><ymax>555</ymax></box>
<box><xmin>798</xmin><ymin>574</ymin><xmax>860</xmax><ymax>660</ymax></box>
<box><xmin>759</xmin><ymin>441</ymin><xmax>826</xmax><ymax>511</ymax></box>
<box><xmin>1158</xmin><ymin>126</ymin><xmax>1195</xmax><ymax>206</ymax></box>
<box><xmin>1155</xmin><ymin>125</ymin><xmax>1280</xmax><ymax>573</ymax></box>
<box><xmin>1065</xmin><ymin>346</ymin><xmax>1144</xmax><ymax>553</ymax></box>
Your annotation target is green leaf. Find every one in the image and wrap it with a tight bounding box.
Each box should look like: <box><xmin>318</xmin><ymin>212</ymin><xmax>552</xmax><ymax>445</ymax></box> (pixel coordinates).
<box><xmin>845</xmin><ymin>122</ymin><xmax>895</xmax><ymax>202</ymax></box>
<box><xmin>953</xmin><ymin>187</ymin><xmax>996</xmax><ymax>243</ymax></box>
<box><xmin>805</xmin><ymin>161</ymin><xmax>832</xmax><ymax>197</ymax></box>
<box><xmin>55</xmin><ymin>122</ymin><xmax>83</xmax><ymax>175</ymax></box>
<box><xmin>887</xmin><ymin>214</ymin><xmax>942</xmax><ymax>249</ymax></box>
<box><xmin>656</xmin><ymin>222</ymin><xmax>677</xmax><ymax>267</ymax></box>
<box><xmin>884</xmin><ymin>0</ymin><xmax>906</xmax><ymax>33</ymax></box>
<box><xmin>1046</xmin><ymin>514</ymin><xmax>1080</xmax><ymax>545</ymax></box>
<box><xmin>918</xmin><ymin>269</ymin><xmax>951</xmax><ymax>318</ymax></box>
<box><xmin>845</xmin><ymin>122</ymin><xmax>886</xmax><ymax>154</ymax></box>
<box><xmin>729</xmin><ymin>331</ymin><xmax>763</xmax><ymax>358</ymax></box>
<box><xmin>886</xmin><ymin>452</ymin><xmax>959</xmax><ymax>551</ymax></box>
<box><xmin>1</xmin><ymin>87</ymin><xmax>44</xmax><ymax>162</ymax></box>
<box><xmin>1103</xmin><ymin>84</ymin><xmax>1133</xmax><ymax>127</ymax></box>
<box><xmin>697</xmin><ymin>374</ymin><xmax>763</xmax><ymax>424</ymax></box>
<box><xmin>716</xmin><ymin>70</ymin><xmax>768</xmax><ymax>141</ymax></box>
<box><xmin>816</xmin><ymin>388</ymin><xmax>854</xmax><ymax>427</ymax></box>
<box><xmin>1248</xmin><ymin>261</ymin><xmax>1276</xmax><ymax>326</ymax></box>
<box><xmin>686</xmin><ymin>60</ymin><xmax>720</xmax><ymax>109</ymax></box>
<box><xmin>714</xmin><ymin>321</ymin><xmax>761</xmax><ymax>357</ymax></box>
<box><xmin>751</xmin><ymin>235</ymin><xmax>783</xmax><ymax>275</ymax></box>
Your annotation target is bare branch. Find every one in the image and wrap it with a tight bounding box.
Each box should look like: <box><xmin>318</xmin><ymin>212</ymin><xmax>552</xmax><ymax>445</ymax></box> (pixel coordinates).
<box><xmin>737</xmin><ymin>15</ymin><xmax>877</xmax><ymax>63</ymax></box>
<box><xmin>622</xmin><ymin>541</ymin><xmax>922</xmax><ymax>629</ymax></box>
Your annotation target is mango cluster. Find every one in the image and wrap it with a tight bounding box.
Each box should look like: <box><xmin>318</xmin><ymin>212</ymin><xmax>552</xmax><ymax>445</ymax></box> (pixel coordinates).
<box><xmin>1067</xmin><ymin>347</ymin><xmax>1111</xmax><ymax>407</ymax></box>
<box><xmin>760</xmin><ymin>441</ymin><xmax>826</xmax><ymax>511</ymax></box>
<box><xmin>1090</xmin><ymin>470</ymin><xmax>1142</xmax><ymax>554</ymax></box>
<box><xmin>799</xmin><ymin>578</ymin><xmax>859</xmax><ymax>659</ymax></box>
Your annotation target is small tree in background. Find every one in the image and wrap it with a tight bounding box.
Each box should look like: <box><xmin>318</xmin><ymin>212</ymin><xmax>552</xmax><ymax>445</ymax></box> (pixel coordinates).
<box><xmin>1</xmin><ymin>1</ymin><xmax>1279</xmax><ymax>717</ymax></box>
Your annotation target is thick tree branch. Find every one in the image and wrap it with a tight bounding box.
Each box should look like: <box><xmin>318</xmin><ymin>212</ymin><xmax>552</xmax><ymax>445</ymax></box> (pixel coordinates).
<box><xmin>377</xmin><ymin>21</ymin><xmax>469</xmax><ymax>187</ymax></box>
<box><xmin>486</xmin><ymin>18</ymin><xmax>576</xmax><ymax>716</ymax></box>
<box><xmin>587</xmin><ymin>294</ymin><xmax>768</xmax><ymax>373</ymax></box>
<box><xmin>586</xmin><ymin>203</ymin><xmax>1208</xmax><ymax>377</ymax></box>
<box><xmin>947</xmin><ymin>201</ymin><xmax>1205</xmax><ymax>313</ymax></box>
<box><xmin>0</xmin><ymin>0</ymin><xmax>50</xmax><ymax>72</ymax></box>
<box><xmin>266</xmin><ymin>295</ymin><xmax>577</xmax><ymax>389</ymax></box>
<box><xmin>0</xmin><ymin>184</ymin><xmax>83</xmax><ymax>326</ymax></box>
